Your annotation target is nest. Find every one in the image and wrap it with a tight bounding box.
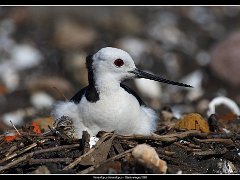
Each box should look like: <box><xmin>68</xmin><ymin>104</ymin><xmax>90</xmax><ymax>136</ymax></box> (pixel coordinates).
<box><xmin>0</xmin><ymin>115</ymin><xmax>240</xmax><ymax>174</ymax></box>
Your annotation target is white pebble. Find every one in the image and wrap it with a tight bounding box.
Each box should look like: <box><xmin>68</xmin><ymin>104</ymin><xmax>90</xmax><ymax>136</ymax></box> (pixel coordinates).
<box><xmin>1</xmin><ymin>68</ymin><xmax>19</xmax><ymax>91</ymax></box>
<box><xmin>11</xmin><ymin>44</ymin><xmax>43</xmax><ymax>70</ymax></box>
<box><xmin>89</xmin><ymin>136</ymin><xmax>99</xmax><ymax>148</ymax></box>
<box><xmin>30</xmin><ymin>91</ymin><xmax>54</xmax><ymax>109</ymax></box>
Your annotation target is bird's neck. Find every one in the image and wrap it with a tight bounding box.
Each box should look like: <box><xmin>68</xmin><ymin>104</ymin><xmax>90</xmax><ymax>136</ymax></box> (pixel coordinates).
<box><xmin>92</xmin><ymin>72</ymin><xmax>121</xmax><ymax>94</ymax></box>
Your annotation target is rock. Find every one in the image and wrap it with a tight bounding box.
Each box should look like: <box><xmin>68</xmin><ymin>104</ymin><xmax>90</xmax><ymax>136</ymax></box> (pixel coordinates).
<box><xmin>175</xmin><ymin>113</ymin><xmax>210</xmax><ymax>133</ymax></box>
<box><xmin>11</xmin><ymin>44</ymin><xmax>43</xmax><ymax>70</ymax></box>
<box><xmin>54</xmin><ymin>19</ymin><xmax>97</xmax><ymax>49</ymax></box>
<box><xmin>210</xmin><ymin>32</ymin><xmax>240</xmax><ymax>87</ymax></box>
<box><xmin>29</xmin><ymin>166</ymin><xmax>50</xmax><ymax>174</ymax></box>
<box><xmin>132</xmin><ymin>144</ymin><xmax>167</xmax><ymax>173</ymax></box>
<box><xmin>208</xmin><ymin>159</ymin><xmax>238</xmax><ymax>174</ymax></box>
<box><xmin>30</xmin><ymin>91</ymin><xmax>55</xmax><ymax>109</ymax></box>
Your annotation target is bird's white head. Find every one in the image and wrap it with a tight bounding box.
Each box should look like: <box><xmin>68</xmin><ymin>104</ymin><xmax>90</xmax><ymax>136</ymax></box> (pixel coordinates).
<box><xmin>92</xmin><ymin>47</ymin><xmax>137</xmax><ymax>82</ymax></box>
<box><xmin>88</xmin><ymin>47</ymin><xmax>193</xmax><ymax>89</ymax></box>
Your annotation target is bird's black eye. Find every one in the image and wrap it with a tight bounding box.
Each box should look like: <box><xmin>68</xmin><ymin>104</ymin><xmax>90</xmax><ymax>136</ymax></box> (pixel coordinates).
<box><xmin>114</xmin><ymin>59</ymin><xmax>124</xmax><ymax>67</ymax></box>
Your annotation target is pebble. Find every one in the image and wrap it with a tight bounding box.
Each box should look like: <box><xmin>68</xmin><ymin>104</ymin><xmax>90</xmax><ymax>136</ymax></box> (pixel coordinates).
<box><xmin>132</xmin><ymin>143</ymin><xmax>167</xmax><ymax>173</ymax></box>
<box><xmin>30</xmin><ymin>91</ymin><xmax>55</xmax><ymax>109</ymax></box>
<box><xmin>210</xmin><ymin>32</ymin><xmax>240</xmax><ymax>87</ymax></box>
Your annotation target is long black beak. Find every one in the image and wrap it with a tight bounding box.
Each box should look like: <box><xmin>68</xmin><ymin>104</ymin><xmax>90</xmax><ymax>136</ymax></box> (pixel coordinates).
<box><xmin>130</xmin><ymin>69</ymin><xmax>193</xmax><ymax>88</ymax></box>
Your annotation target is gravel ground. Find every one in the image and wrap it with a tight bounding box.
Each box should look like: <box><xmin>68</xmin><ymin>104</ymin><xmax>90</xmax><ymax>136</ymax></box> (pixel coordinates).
<box><xmin>0</xmin><ymin>6</ymin><xmax>240</xmax><ymax>174</ymax></box>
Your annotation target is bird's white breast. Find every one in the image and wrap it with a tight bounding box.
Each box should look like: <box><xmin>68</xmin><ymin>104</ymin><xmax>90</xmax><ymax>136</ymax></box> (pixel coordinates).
<box><xmin>77</xmin><ymin>88</ymin><xmax>157</xmax><ymax>136</ymax></box>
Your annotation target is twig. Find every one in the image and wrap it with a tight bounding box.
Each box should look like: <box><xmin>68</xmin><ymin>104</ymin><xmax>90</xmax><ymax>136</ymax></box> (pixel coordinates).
<box><xmin>0</xmin><ymin>151</ymin><xmax>34</xmax><ymax>173</ymax></box>
<box><xmin>108</xmin><ymin>146</ymin><xmax>117</xmax><ymax>158</ymax></box>
<box><xmin>4</xmin><ymin>145</ymin><xmax>18</xmax><ymax>157</ymax></box>
<box><xmin>82</xmin><ymin>131</ymin><xmax>90</xmax><ymax>154</ymax></box>
<box><xmin>116</xmin><ymin>130</ymin><xmax>204</xmax><ymax>142</ymax></box>
<box><xmin>10</xmin><ymin>120</ymin><xmax>21</xmax><ymax>135</ymax></box>
<box><xmin>63</xmin><ymin>133</ymin><xmax>114</xmax><ymax>171</ymax></box>
<box><xmin>0</xmin><ymin>139</ymin><xmax>47</xmax><ymax>164</ymax></box>
<box><xmin>187</xmin><ymin>143</ymin><xmax>201</xmax><ymax>149</ymax></box>
<box><xmin>193</xmin><ymin>138</ymin><xmax>234</xmax><ymax>145</ymax></box>
<box><xmin>63</xmin><ymin>145</ymin><xmax>95</xmax><ymax>171</ymax></box>
<box><xmin>0</xmin><ymin>143</ymin><xmax>80</xmax><ymax>173</ymax></box>
<box><xmin>33</xmin><ymin>143</ymin><xmax>80</xmax><ymax>155</ymax></box>
<box><xmin>113</xmin><ymin>140</ymin><xmax>124</xmax><ymax>154</ymax></box>
<box><xmin>78</xmin><ymin>148</ymin><xmax>133</xmax><ymax>174</ymax></box>
<box><xmin>104</xmin><ymin>148</ymin><xmax>133</xmax><ymax>162</ymax></box>
<box><xmin>193</xmin><ymin>148</ymin><xmax>228</xmax><ymax>156</ymax></box>
<box><xmin>164</xmin><ymin>150</ymin><xmax>175</xmax><ymax>156</ymax></box>
<box><xmin>29</xmin><ymin>158</ymin><xmax>73</xmax><ymax>165</ymax></box>
<box><xmin>173</xmin><ymin>142</ymin><xmax>194</xmax><ymax>152</ymax></box>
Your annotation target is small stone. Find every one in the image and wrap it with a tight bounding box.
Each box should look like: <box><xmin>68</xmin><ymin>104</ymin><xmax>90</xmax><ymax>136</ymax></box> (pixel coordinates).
<box><xmin>30</xmin><ymin>91</ymin><xmax>54</xmax><ymax>109</ymax></box>
<box><xmin>132</xmin><ymin>144</ymin><xmax>167</xmax><ymax>173</ymax></box>
<box><xmin>175</xmin><ymin>113</ymin><xmax>210</xmax><ymax>133</ymax></box>
<box><xmin>29</xmin><ymin>166</ymin><xmax>50</xmax><ymax>174</ymax></box>
<box><xmin>54</xmin><ymin>19</ymin><xmax>97</xmax><ymax>49</ymax></box>
<box><xmin>210</xmin><ymin>32</ymin><xmax>240</xmax><ymax>87</ymax></box>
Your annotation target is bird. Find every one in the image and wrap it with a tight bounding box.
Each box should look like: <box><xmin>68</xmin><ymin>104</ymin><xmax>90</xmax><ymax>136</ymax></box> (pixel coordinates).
<box><xmin>51</xmin><ymin>47</ymin><xmax>192</xmax><ymax>138</ymax></box>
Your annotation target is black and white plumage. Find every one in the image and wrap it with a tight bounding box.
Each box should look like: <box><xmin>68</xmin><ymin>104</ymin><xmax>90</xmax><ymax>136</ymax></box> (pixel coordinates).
<box><xmin>52</xmin><ymin>47</ymin><xmax>192</xmax><ymax>138</ymax></box>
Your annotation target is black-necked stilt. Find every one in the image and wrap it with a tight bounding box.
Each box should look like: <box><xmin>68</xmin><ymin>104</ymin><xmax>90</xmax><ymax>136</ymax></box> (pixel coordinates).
<box><xmin>52</xmin><ymin>47</ymin><xmax>192</xmax><ymax>138</ymax></box>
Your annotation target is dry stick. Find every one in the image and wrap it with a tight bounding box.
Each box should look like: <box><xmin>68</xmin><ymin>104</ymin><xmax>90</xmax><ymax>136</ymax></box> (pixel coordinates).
<box><xmin>116</xmin><ymin>130</ymin><xmax>204</xmax><ymax>142</ymax></box>
<box><xmin>4</xmin><ymin>145</ymin><xmax>18</xmax><ymax>157</ymax></box>
<box><xmin>193</xmin><ymin>148</ymin><xmax>228</xmax><ymax>156</ymax></box>
<box><xmin>0</xmin><ymin>151</ymin><xmax>34</xmax><ymax>173</ymax></box>
<box><xmin>52</xmin><ymin>86</ymin><xmax>68</xmax><ymax>101</ymax></box>
<box><xmin>164</xmin><ymin>150</ymin><xmax>175</xmax><ymax>156</ymax></box>
<box><xmin>173</xmin><ymin>142</ymin><xmax>194</xmax><ymax>152</ymax></box>
<box><xmin>78</xmin><ymin>148</ymin><xmax>133</xmax><ymax>174</ymax></box>
<box><xmin>0</xmin><ymin>143</ymin><xmax>79</xmax><ymax>173</ymax></box>
<box><xmin>193</xmin><ymin>137</ymin><xmax>234</xmax><ymax>144</ymax></box>
<box><xmin>63</xmin><ymin>133</ymin><xmax>114</xmax><ymax>171</ymax></box>
<box><xmin>10</xmin><ymin>120</ymin><xmax>21</xmax><ymax>135</ymax></box>
<box><xmin>29</xmin><ymin>158</ymin><xmax>73</xmax><ymax>165</ymax></box>
<box><xmin>82</xmin><ymin>131</ymin><xmax>90</xmax><ymax>154</ymax></box>
<box><xmin>113</xmin><ymin>140</ymin><xmax>124</xmax><ymax>154</ymax></box>
<box><xmin>0</xmin><ymin>139</ymin><xmax>47</xmax><ymax>164</ymax></box>
<box><xmin>188</xmin><ymin>143</ymin><xmax>201</xmax><ymax>149</ymax></box>
<box><xmin>108</xmin><ymin>146</ymin><xmax>117</xmax><ymax>158</ymax></box>
<box><xmin>33</xmin><ymin>143</ymin><xmax>80</xmax><ymax>155</ymax></box>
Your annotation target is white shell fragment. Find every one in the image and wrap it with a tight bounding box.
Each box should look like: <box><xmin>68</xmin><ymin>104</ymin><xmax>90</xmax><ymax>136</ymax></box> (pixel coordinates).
<box><xmin>132</xmin><ymin>144</ymin><xmax>167</xmax><ymax>173</ymax></box>
<box><xmin>89</xmin><ymin>136</ymin><xmax>99</xmax><ymax>148</ymax></box>
<box><xmin>217</xmin><ymin>159</ymin><xmax>238</xmax><ymax>174</ymax></box>
<box><xmin>207</xmin><ymin>96</ymin><xmax>240</xmax><ymax>117</ymax></box>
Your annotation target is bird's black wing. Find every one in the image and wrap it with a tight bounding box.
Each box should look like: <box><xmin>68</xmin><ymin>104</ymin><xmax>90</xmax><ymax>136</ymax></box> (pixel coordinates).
<box><xmin>70</xmin><ymin>86</ymin><xmax>88</xmax><ymax>104</ymax></box>
<box><xmin>120</xmin><ymin>83</ymin><xmax>146</xmax><ymax>106</ymax></box>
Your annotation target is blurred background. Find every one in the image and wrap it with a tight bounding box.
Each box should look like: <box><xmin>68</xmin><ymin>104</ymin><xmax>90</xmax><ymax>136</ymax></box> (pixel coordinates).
<box><xmin>1</xmin><ymin>6</ymin><xmax>240</xmax><ymax>133</ymax></box>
